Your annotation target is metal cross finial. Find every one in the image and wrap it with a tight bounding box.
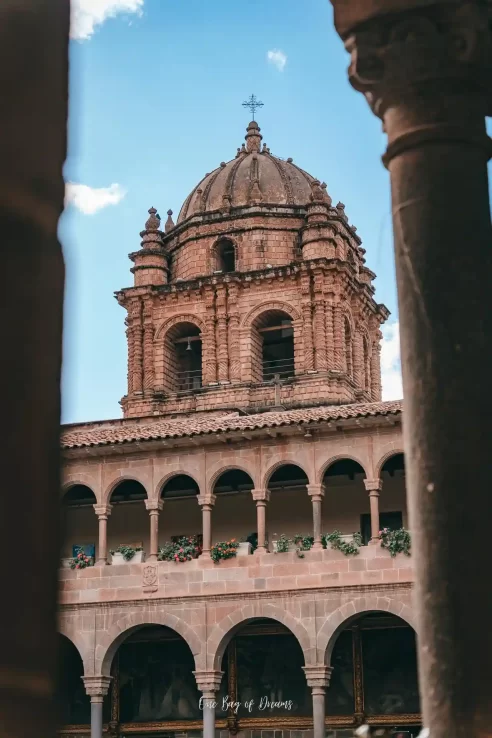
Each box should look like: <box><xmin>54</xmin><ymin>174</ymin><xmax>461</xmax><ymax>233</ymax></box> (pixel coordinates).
<box><xmin>242</xmin><ymin>94</ymin><xmax>264</xmax><ymax>120</ymax></box>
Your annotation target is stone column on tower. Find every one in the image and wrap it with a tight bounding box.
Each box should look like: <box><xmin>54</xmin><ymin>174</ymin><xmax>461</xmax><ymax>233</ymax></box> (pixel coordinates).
<box><xmin>227</xmin><ymin>281</ymin><xmax>241</xmax><ymax>382</ymax></box>
<box><xmin>215</xmin><ymin>284</ymin><xmax>229</xmax><ymax>383</ymax></box>
<box><xmin>313</xmin><ymin>270</ymin><xmax>328</xmax><ymax>371</ymax></box>
<box><xmin>300</xmin><ymin>270</ymin><xmax>314</xmax><ymax>372</ymax></box>
<box><xmin>370</xmin><ymin>331</ymin><xmax>382</xmax><ymax>401</ymax></box>
<box><xmin>202</xmin><ymin>286</ymin><xmax>218</xmax><ymax>385</ymax></box>
<box><xmin>142</xmin><ymin>298</ymin><xmax>155</xmax><ymax>393</ymax></box>
<box><xmin>129</xmin><ymin>299</ymin><xmax>143</xmax><ymax>395</ymax></box>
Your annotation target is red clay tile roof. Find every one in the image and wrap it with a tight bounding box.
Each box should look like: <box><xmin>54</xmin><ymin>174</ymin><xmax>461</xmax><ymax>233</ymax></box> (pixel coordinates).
<box><xmin>61</xmin><ymin>400</ymin><xmax>402</xmax><ymax>450</ymax></box>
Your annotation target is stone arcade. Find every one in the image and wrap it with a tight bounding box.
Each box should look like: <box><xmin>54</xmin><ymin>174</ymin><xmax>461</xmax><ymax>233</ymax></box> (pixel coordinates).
<box><xmin>59</xmin><ymin>121</ymin><xmax>418</xmax><ymax>738</ymax></box>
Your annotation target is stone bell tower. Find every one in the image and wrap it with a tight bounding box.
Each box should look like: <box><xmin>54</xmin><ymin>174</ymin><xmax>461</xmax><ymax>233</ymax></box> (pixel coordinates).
<box><xmin>116</xmin><ymin>121</ymin><xmax>389</xmax><ymax>419</ymax></box>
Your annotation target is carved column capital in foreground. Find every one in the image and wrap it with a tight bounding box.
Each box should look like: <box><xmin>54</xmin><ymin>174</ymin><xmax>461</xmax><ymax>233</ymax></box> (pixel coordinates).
<box><xmin>337</xmin><ymin>2</ymin><xmax>492</xmax><ymax>163</ymax></box>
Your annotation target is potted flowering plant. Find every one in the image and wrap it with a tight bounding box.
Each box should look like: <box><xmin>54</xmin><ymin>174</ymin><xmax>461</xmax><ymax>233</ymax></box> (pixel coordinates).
<box><xmin>210</xmin><ymin>538</ymin><xmax>239</xmax><ymax>564</ymax></box>
<box><xmin>110</xmin><ymin>544</ymin><xmax>144</xmax><ymax>564</ymax></box>
<box><xmin>158</xmin><ymin>536</ymin><xmax>202</xmax><ymax>562</ymax></box>
<box><xmin>69</xmin><ymin>547</ymin><xmax>94</xmax><ymax>570</ymax></box>
<box><xmin>379</xmin><ymin>527</ymin><xmax>411</xmax><ymax>557</ymax></box>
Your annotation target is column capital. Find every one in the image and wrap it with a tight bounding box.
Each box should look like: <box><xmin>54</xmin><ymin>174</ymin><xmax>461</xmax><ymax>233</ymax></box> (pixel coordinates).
<box><xmin>252</xmin><ymin>488</ymin><xmax>270</xmax><ymax>502</ymax></box>
<box><xmin>93</xmin><ymin>504</ymin><xmax>112</xmax><ymax>518</ymax></box>
<box><xmin>307</xmin><ymin>483</ymin><xmax>325</xmax><ymax>500</ymax></box>
<box><xmin>82</xmin><ymin>675</ymin><xmax>112</xmax><ymax>698</ymax></box>
<box><xmin>193</xmin><ymin>670</ymin><xmax>223</xmax><ymax>695</ymax></box>
<box><xmin>197</xmin><ymin>494</ymin><xmax>216</xmax><ymax>508</ymax></box>
<box><xmin>303</xmin><ymin>665</ymin><xmax>333</xmax><ymax>689</ymax></box>
<box><xmin>336</xmin><ymin>2</ymin><xmax>492</xmax><ymax>160</ymax></box>
<box><xmin>364</xmin><ymin>478</ymin><xmax>382</xmax><ymax>494</ymax></box>
<box><xmin>145</xmin><ymin>498</ymin><xmax>164</xmax><ymax>512</ymax></box>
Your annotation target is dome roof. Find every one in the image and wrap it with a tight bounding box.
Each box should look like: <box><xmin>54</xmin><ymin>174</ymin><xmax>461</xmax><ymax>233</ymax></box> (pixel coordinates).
<box><xmin>177</xmin><ymin>121</ymin><xmax>328</xmax><ymax>224</ymax></box>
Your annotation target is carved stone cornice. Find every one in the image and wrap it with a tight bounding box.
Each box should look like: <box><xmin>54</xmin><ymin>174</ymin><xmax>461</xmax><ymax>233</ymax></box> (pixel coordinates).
<box><xmin>338</xmin><ymin>2</ymin><xmax>492</xmax><ymax>160</ymax></box>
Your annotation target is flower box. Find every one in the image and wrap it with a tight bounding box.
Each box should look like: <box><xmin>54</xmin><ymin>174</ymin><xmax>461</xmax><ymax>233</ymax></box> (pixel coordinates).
<box><xmin>272</xmin><ymin>539</ymin><xmax>296</xmax><ymax>553</ymax></box>
<box><xmin>61</xmin><ymin>558</ymin><xmax>73</xmax><ymax>569</ymax></box>
<box><xmin>237</xmin><ymin>542</ymin><xmax>252</xmax><ymax>556</ymax></box>
<box><xmin>111</xmin><ymin>550</ymin><xmax>145</xmax><ymax>565</ymax></box>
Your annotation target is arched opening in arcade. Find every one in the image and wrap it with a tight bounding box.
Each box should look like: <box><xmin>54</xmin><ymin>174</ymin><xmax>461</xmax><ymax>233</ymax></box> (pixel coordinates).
<box><xmin>322</xmin><ymin>459</ymin><xmax>367</xmax><ymax>543</ymax></box>
<box><xmin>159</xmin><ymin>474</ymin><xmax>201</xmax><ymax>549</ymax></box>
<box><xmin>252</xmin><ymin>309</ymin><xmax>295</xmax><ymax>383</ymax></box>
<box><xmin>215</xmin><ymin>237</ymin><xmax>236</xmax><ymax>273</ymax></box>
<box><xmin>267</xmin><ymin>463</ymin><xmax>311</xmax><ymax>550</ymax></box>
<box><xmin>210</xmin><ymin>617</ymin><xmax>310</xmax><ymax>733</ymax></box>
<box><xmin>60</xmin><ymin>484</ymin><xmax>97</xmax><ymax>564</ymax></box>
<box><xmin>212</xmin><ymin>469</ymin><xmax>255</xmax><ymax>547</ymax></box>
<box><xmin>108</xmin><ymin>479</ymin><xmax>149</xmax><ymax>559</ymax></box>
<box><xmin>326</xmin><ymin>611</ymin><xmax>421</xmax><ymax>734</ymax></box>
<box><xmin>107</xmin><ymin>625</ymin><xmax>203</xmax><ymax>731</ymax></box>
<box><xmin>57</xmin><ymin>634</ymin><xmax>110</xmax><ymax>729</ymax></box>
<box><xmin>163</xmin><ymin>321</ymin><xmax>202</xmax><ymax>393</ymax></box>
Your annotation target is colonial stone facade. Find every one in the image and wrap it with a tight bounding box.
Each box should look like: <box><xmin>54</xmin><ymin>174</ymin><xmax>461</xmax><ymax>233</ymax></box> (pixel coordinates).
<box><xmin>59</xmin><ymin>122</ymin><xmax>416</xmax><ymax>738</ymax></box>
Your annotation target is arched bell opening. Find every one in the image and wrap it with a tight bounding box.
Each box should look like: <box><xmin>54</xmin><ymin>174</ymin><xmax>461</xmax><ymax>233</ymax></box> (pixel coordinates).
<box><xmin>214</xmin><ymin>238</ymin><xmax>236</xmax><ymax>274</ymax></box>
<box><xmin>252</xmin><ymin>309</ymin><xmax>295</xmax><ymax>383</ymax></box>
<box><xmin>163</xmin><ymin>321</ymin><xmax>202</xmax><ymax>393</ymax></box>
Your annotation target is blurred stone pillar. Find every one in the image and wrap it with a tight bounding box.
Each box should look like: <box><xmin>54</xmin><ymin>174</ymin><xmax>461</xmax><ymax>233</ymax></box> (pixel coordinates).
<box><xmin>0</xmin><ymin>2</ymin><xmax>68</xmax><ymax>737</ymax></box>
<box><xmin>331</xmin><ymin>2</ymin><xmax>492</xmax><ymax>736</ymax></box>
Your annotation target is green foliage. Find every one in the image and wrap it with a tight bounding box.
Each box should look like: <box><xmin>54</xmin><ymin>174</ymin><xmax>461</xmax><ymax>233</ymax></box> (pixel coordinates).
<box><xmin>246</xmin><ymin>532</ymin><xmax>258</xmax><ymax>551</ymax></box>
<box><xmin>109</xmin><ymin>544</ymin><xmax>143</xmax><ymax>561</ymax></box>
<box><xmin>210</xmin><ymin>539</ymin><xmax>239</xmax><ymax>564</ymax></box>
<box><xmin>69</xmin><ymin>547</ymin><xmax>94</xmax><ymax>570</ymax></box>
<box><xmin>323</xmin><ymin>530</ymin><xmax>362</xmax><ymax>556</ymax></box>
<box><xmin>157</xmin><ymin>536</ymin><xmax>202</xmax><ymax>563</ymax></box>
<box><xmin>379</xmin><ymin>527</ymin><xmax>411</xmax><ymax>557</ymax></box>
<box><xmin>275</xmin><ymin>534</ymin><xmax>291</xmax><ymax>553</ymax></box>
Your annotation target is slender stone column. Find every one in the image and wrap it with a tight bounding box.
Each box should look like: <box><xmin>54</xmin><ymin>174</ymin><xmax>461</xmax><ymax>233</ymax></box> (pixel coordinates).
<box><xmin>332</xmin><ymin>3</ymin><xmax>492</xmax><ymax>736</ymax></box>
<box><xmin>364</xmin><ymin>479</ymin><xmax>382</xmax><ymax>544</ymax></box>
<box><xmin>93</xmin><ymin>504</ymin><xmax>112</xmax><ymax>566</ymax></box>
<box><xmin>303</xmin><ymin>666</ymin><xmax>332</xmax><ymax>738</ymax></box>
<box><xmin>307</xmin><ymin>484</ymin><xmax>325</xmax><ymax>550</ymax></box>
<box><xmin>198</xmin><ymin>495</ymin><xmax>216</xmax><ymax>558</ymax></box>
<box><xmin>252</xmin><ymin>489</ymin><xmax>270</xmax><ymax>554</ymax></box>
<box><xmin>145</xmin><ymin>499</ymin><xmax>163</xmax><ymax>561</ymax></box>
<box><xmin>194</xmin><ymin>671</ymin><xmax>223</xmax><ymax>738</ymax></box>
<box><xmin>83</xmin><ymin>676</ymin><xmax>112</xmax><ymax>738</ymax></box>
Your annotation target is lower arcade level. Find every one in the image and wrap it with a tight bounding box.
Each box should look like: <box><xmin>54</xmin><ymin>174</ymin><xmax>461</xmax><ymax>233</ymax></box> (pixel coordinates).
<box><xmin>58</xmin><ymin>587</ymin><xmax>419</xmax><ymax>738</ymax></box>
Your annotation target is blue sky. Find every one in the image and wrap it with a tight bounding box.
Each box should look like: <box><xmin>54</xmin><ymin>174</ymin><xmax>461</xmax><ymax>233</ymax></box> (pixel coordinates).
<box><xmin>61</xmin><ymin>0</ymin><xmax>405</xmax><ymax>424</ymax></box>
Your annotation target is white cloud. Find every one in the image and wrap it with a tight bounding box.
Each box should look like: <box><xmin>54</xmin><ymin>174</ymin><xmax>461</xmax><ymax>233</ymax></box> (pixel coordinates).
<box><xmin>267</xmin><ymin>49</ymin><xmax>287</xmax><ymax>72</ymax></box>
<box><xmin>71</xmin><ymin>0</ymin><xmax>144</xmax><ymax>41</ymax></box>
<box><xmin>65</xmin><ymin>182</ymin><xmax>126</xmax><ymax>215</ymax></box>
<box><xmin>381</xmin><ymin>321</ymin><xmax>403</xmax><ymax>400</ymax></box>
